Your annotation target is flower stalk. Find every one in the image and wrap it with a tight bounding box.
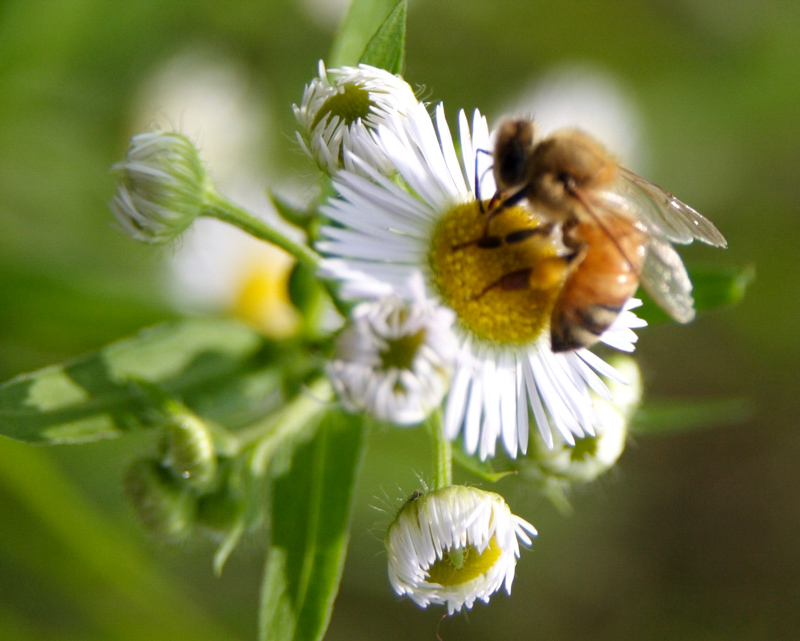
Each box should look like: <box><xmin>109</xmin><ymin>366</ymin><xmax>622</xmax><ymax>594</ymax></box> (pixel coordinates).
<box><xmin>204</xmin><ymin>190</ymin><xmax>320</xmax><ymax>271</ymax></box>
<box><xmin>428</xmin><ymin>410</ymin><xmax>452</xmax><ymax>489</ymax></box>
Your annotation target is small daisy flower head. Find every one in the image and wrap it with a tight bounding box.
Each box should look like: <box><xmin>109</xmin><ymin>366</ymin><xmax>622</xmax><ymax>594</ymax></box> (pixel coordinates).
<box><xmin>532</xmin><ymin>355</ymin><xmax>642</xmax><ymax>483</ymax></box>
<box><xmin>318</xmin><ymin>101</ymin><xmax>646</xmax><ymax>458</ymax></box>
<box><xmin>294</xmin><ymin>60</ymin><xmax>419</xmax><ymax>175</ymax></box>
<box><xmin>385</xmin><ymin>485</ymin><xmax>537</xmax><ymax>614</ymax></box>
<box><xmin>327</xmin><ymin>273</ymin><xmax>458</xmax><ymax>425</ymax></box>
<box><xmin>110</xmin><ymin>131</ymin><xmax>211</xmax><ymax>244</ymax></box>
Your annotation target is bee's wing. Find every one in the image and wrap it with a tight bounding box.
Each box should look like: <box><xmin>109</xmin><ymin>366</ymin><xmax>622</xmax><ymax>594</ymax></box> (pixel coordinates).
<box><xmin>640</xmin><ymin>237</ymin><xmax>696</xmax><ymax>323</ymax></box>
<box><xmin>614</xmin><ymin>168</ymin><xmax>727</xmax><ymax>247</ymax></box>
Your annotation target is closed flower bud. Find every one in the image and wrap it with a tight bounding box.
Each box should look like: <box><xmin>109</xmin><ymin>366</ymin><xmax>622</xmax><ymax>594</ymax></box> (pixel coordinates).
<box><xmin>160</xmin><ymin>408</ymin><xmax>218</xmax><ymax>492</ymax></box>
<box><xmin>196</xmin><ymin>484</ymin><xmax>246</xmax><ymax>540</ymax></box>
<box><xmin>110</xmin><ymin>131</ymin><xmax>211</xmax><ymax>244</ymax></box>
<box><xmin>124</xmin><ymin>459</ymin><xmax>196</xmax><ymax>541</ymax></box>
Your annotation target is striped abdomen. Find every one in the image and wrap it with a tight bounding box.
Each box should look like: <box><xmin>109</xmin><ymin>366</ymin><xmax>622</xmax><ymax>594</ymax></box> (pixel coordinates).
<box><xmin>550</xmin><ymin>216</ymin><xmax>646</xmax><ymax>352</ymax></box>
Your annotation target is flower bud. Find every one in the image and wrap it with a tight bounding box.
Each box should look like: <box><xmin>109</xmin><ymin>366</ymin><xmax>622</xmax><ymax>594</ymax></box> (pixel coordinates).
<box><xmin>160</xmin><ymin>408</ymin><xmax>219</xmax><ymax>492</ymax></box>
<box><xmin>110</xmin><ymin>131</ymin><xmax>210</xmax><ymax>244</ymax></box>
<box><xmin>124</xmin><ymin>459</ymin><xmax>196</xmax><ymax>541</ymax></box>
<box><xmin>385</xmin><ymin>486</ymin><xmax>537</xmax><ymax>614</ymax></box>
<box><xmin>294</xmin><ymin>61</ymin><xmax>419</xmax><ymax>176</ymax></box>
<box><xmin>327</xmin><ymin>273</ymin><xmax>458</xmax><ymax>426</ymax></box>
<box><xmin>532</xmin><ymin>355</ymin><xmax>642</xmax><ymax>483</ymax></box>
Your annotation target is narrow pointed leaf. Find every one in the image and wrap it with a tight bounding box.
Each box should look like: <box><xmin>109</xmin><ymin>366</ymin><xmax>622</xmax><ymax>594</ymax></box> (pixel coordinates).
<box><xmin>259</xmin><ymin>410</ymin><xmax>366</xmax><ymax>641</ymax></box>
<box><xmin>359</xmin><ymin>0</ymin><xmax>407</xmax><ymax>74</ymax></box>
<box><xmin>631</xmin><ymin>397</ymin><xmax>751</xmax><ymax>435</ymax></box>
<box><xmin>329</xmin><ymin>0</ymin><xmax>399</xmax><ymax>68</ymax></box>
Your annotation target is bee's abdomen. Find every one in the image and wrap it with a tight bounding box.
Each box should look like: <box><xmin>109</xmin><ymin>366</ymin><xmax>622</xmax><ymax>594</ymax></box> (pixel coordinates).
<box><xmin>549</xmin><ymin>217</ymin><xmax>645</xmax><ymax>353</ymax></box>
<box><xmin>551</xmin><ymin>300</ymin><xmax>626</xmax><ymax>352</ymax></box>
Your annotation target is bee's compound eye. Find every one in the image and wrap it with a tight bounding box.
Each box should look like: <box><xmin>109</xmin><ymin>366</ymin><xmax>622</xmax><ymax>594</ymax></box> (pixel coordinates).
<box><xmin>496</xmin><ymin>143</ymin><xmax>529</xmax><ymax>189</ymax></box>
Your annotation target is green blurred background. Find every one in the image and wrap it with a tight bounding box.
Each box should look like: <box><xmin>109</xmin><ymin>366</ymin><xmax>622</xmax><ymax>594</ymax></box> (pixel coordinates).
<box><xmin>1</xmin><ymin>0</ymin><xmax>798</xmax><ymax>639</ymax></box>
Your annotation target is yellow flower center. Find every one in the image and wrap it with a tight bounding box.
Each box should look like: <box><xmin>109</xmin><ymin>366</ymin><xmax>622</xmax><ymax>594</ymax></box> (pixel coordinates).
<box><xmin>429</xmin><ymin>201</ymin><xmax>568</xmax><ymax>345</ymax></box>
<box><xmin>426</xmin><ymin>537</ymin><xmax>503</xmax><ymax>586</ymax></box>
<box><xmin>313</xmin><ymin>85</ymin><xmax>371</xmax><ymax>130</ymax></box>
<box><xmin>233</xmin><ymin>254</ymin><xmax>300</xmax><ymax>339</ymax></box>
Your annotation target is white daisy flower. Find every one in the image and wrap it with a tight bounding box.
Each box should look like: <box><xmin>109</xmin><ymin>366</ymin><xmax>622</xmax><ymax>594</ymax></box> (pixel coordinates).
<box><xmin>317</xmin><ymin>101</ymin><xmax>646</xmax><ymax>458</ymax></box>
<box><xmin>533</xmin><ymin>355</ymin><xmax>642</xmax><ymax>483</ymax></box>
<box><xmin>385</xmin><ymin>485</ymin><xmax>537</xmax><ymax>615</ymax></box>
<box><xmin>327</xmin><ymin>273</ymin><xmax>458</xmax><ymax>425</ymax></box>
<box><xmin>110</xmin><ymin>131</ymin><xmax>210</xmax><ymax>244</ymax></box>
<box><xmin>294</xmin><ymin>60</ymin><xmax>419</xmax><ymax>176</ymax></box>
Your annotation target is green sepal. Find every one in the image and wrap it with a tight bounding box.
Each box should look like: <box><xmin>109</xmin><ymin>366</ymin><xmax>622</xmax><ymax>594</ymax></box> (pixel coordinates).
<box><xmin>268</xmin><ymin>190</ymin><xmax>316</xmax><ymax>232</ymax></box>
<box><xmin>359</xmin><ymin>0</ymin><xmax>407</xmax><ymax>74</ymax></box>
<box><xmin>630</xmin><ymin>397</ymin><xmax>751</xmax><ymax>436</ymax></box>
<box><xmin>259</xmin><ymin>410</ymin><xmax>366</xmax><ymax>641</ymax></box>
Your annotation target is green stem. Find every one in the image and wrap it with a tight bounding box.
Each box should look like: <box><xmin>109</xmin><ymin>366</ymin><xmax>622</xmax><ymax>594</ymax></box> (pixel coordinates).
<box><xmin>203</xmin><ymin>188</ymin><xmax>354</xmax><ymax>320</ymax></box>
<box><xmin>204</xmin><ymin>189</ymin><xmax>321</xmax><ymax>270</ymax></box>
<box><xmin>241</xmin><ymin>378</ymin><xmax>335</xmax><ymax>475</ymax></box>
<box><xmin>428</xmin><ymin>410</ymin><xmax>452</xmax><ymax>489</ymax></box>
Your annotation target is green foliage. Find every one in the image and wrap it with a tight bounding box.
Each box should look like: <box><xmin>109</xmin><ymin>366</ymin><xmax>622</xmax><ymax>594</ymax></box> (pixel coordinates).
<box><xmin>259</xmin><ymin>410</ymin><xmax>366</xmax><ymax>641</ymax></box>
<box><xmin>0</xmin><ymin>318</ymin><xmax>275</xmax><ymax>444</ymax></box>
<box><xmin>359</xmin><ymin>0</ymin><xmax>407</xmax><ymax>74</ymax></box>
<box><xmin>631</xmin><ymin>397</ymin><xmax>752</xmax><ymax>435</ymax></box>
<box><xmin>637</xmin><ymin>263</ymin><xmax>754</xmax><ymax>324</ymax></box>
<box><xmin>329</xmin><ymin>0</ymin><xmax>402</xmax><ymax>68</ymax></box>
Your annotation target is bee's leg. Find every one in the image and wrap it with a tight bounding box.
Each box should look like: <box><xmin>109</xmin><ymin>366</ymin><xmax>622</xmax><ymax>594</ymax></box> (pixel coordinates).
<box><xmin>452</xmin><ymin>224</ymin><xmax>554</xmax><ymax>252</ymax></box>
<box><xmin>504</xmin><ymin>224</ymin><xmax>555</xmax><ymax>245</ymax></box>
<box><xmin>474</xmin><ymin>256</ymin><xmax>568</xmax><ymax>299</ymax></box>
<box><xmin>474</xmin><ymin>148</ymin><xmax>494</xmax><ymax>214</ymax></box>
<box><xmin>482</xmin><ymin>184</ymin><xmax>529</xmax><ymax>236</ymax></box>
<box><xmin>452</xmin><ymin>235</ymin><xmax>504</xmax><ymax>251</ymax></box>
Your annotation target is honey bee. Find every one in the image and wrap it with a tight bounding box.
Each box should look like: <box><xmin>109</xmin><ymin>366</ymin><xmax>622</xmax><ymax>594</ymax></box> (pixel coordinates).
<box><xmin>484</xmin><ymin>117</ymin><xmax>727</xmax><ymax>352</ymax></box>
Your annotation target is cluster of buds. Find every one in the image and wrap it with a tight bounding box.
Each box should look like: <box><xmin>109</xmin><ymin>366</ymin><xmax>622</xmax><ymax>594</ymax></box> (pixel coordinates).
<box><xmin>124</xmin><ymin>393</ymin><xmax>244</xmax><ymax>545</ymax></box>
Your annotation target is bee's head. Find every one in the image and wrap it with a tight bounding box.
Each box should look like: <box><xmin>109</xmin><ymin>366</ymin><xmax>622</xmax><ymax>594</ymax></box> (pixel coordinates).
<box><xmin>492</xmin><ymin>117</ymin><xmax>536</xmax><ymax>193</ymax></box>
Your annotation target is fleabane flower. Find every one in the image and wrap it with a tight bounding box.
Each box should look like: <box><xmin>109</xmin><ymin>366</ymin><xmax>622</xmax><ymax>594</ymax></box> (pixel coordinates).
<box><xmin>385</xmin><ymin>486</ymin><xmax>537</xmax><ymax>614</ymax></box>
<box><xmin>327</xmin><ymin>273</ymin><xmax>458</xmax><ymax>425</ymax></box>
<box><xmin>294</xmin><ymin>60</ymin><xmax>419</xmax><ymax>175</ymax></box>
<box><xmin>317</xmin><ymin>100</ymin><xmax>646</xmax><ymax>458</ymax></box>
<box><xmin>110</xmin><ymin>131</ymin><xmax>211</xmax><ymax>244</ymax></box>
<box><xmin>533</xmin><ymin>355</ymin><xmax>642</xmax><ymax>483</ymax></box>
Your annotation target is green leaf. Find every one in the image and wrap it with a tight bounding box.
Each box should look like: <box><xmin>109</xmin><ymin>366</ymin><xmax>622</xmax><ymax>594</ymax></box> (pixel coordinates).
<box><xmin>452</xmin><ymin>445</ymin><xmax>517</xmax><ymax>483</ymax></box>
<box><xmin>637</xmin><ymin>263</ymin><xmax>754</xmax><ymax>324</ymax></box>
<box><xmin>631</xmin><ymin>397</ymin><xmax>752</xmax><ymax>436</ymax></box>
<box><xmin>259</xmin><ymin>410</ymin><xmax>366</xmax><ymax>641</ymax></box>
<box><xmin>0</xmin><ymin>318</ymin><xmax>266</xmax><ymax>444</ymax></box>
<box><xmin>359</xmin><ymin>0</ymin><xmax>407</xmax><ymax>74</ymax></box>
<box><xmin>329</xmin><ymin>0</ymin><xmax>400</xmax><ymax>68</ymax></box>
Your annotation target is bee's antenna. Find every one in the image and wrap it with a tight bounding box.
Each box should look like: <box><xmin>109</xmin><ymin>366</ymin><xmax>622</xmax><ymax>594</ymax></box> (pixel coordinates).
<box><xmin>474</xmin><ymin>148</ymin><xmax>493</xmax><ymax>214</ymax></box>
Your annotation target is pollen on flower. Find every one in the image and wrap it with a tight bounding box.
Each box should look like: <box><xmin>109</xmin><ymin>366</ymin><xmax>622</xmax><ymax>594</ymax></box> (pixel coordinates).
<box><xmin>429</xmin><ymin>200</ymin><xmax>568</xmax><ymax>345</ymax></box>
